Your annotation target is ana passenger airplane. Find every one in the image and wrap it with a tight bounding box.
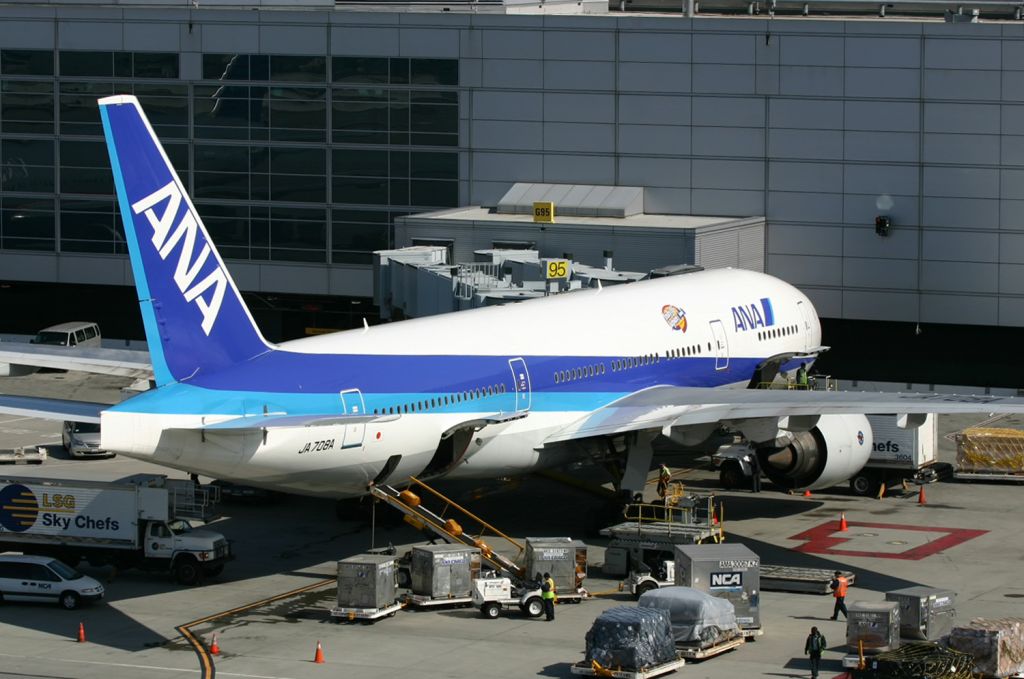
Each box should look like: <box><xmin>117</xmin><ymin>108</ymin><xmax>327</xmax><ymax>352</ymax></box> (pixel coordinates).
<box><xmin>2</xmin><ymin>95</ymin><xmax>1023</xmax><ymax>499</ymax></box>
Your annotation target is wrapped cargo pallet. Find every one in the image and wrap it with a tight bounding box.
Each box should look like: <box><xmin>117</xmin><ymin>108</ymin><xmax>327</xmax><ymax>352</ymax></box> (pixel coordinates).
<box><xmin>638</xmin><ymin>586</ymin><xmax>739</xmax><ymax>648</ymax></box>
<box><xmin>949</xmin><ymin>617</ymin><xmax>1024</xmax><ymax>678</ymax></box>
<box><xmin>955</xmin><ymin>428</ymin><xmax>1024</xmax><ymax>473</ymax></box>
<box><xmin>585</xmin><ymin>606</ymin><xmax>676</xmax><ymax>670</ymax></box>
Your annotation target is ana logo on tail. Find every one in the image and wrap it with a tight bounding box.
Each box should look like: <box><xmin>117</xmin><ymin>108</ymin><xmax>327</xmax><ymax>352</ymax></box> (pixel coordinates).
<box><xmin>132</xmin><ymin>181</ymin><xmax>227</xmax><ymax>335</ymax></box>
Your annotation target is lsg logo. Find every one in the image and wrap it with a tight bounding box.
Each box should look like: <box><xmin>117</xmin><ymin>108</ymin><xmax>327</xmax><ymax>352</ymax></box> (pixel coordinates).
<box><xmin>710</xmin><ymin>572</ymin><xmax>742</xmax><ymax>588</ymax></box>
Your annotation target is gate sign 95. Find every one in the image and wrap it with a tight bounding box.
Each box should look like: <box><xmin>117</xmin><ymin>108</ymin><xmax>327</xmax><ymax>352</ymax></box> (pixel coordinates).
<box><xmin>546</xmin><ymin>259</ymin><xmax>569</xmax><ymax>280</ymax></box>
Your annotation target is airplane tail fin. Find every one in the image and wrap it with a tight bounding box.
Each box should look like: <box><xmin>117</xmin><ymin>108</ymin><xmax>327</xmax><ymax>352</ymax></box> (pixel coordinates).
<box><xmin>99</xmin><ymin>95</ymin><xmax>271</xmax><ymax>386</ymax></box>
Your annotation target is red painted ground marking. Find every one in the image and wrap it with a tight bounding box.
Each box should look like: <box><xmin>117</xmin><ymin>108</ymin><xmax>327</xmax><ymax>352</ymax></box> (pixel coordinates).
<box><xmin>789</xmin><ymin>521</ymin><xmax>988</xmax><ymax>560</ymax></box>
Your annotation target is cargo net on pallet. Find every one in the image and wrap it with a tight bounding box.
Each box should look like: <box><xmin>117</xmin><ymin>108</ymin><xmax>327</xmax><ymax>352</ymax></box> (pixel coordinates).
<box><xmin>956</xmin><ymin>428</ymin><xmax>1024</xmax><ymax>473</ymax></box>
<box><xmin>852</xmin><ymin>642</ymin><xmax>975</xmax><ymax>679</ymax></box>
<box><xmin>949</xmin><ymin>617</ymin><xmax>1024</xmax><ymax>678</ymax></box>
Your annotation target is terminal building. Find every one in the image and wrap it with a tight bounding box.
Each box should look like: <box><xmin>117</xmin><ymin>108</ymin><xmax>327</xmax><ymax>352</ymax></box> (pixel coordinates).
<box><xmin>0</xmin><ymin>0</ymin><xmax>1022</xmax><ymax>385</ymax></box>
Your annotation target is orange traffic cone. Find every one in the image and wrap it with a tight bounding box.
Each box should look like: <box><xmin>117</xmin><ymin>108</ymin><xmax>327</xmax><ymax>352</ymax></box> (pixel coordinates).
<box><xmin>803</xmin><ymin>489</ymin><xmax>812</xmax><ymax>497</ymax></box>
<box><xmin>209</xmin><ymin>633</ymin><xmax>220</xmax><ymax>656</ymax></box>
<box><xmin>838</xmin><ymin>512</ymin><xmax>848</xmax><ymax>532</ymax></box>
<box><xmin>918</xmin><ymin>485</ymin><xmax>927</xmax><ymax>505</ymax></box>
<box><xmin>711</xmin><ymin>505</ymin><xmax>719</xmax><ymax>525</ymax></box>
<box><xmin>313</xmin><ymin>640</ymin><xmax>325</xmax><ymax>664</ymax></box>
<box><xmin>76</xmin><ymin>622</ymin><xmax>86</xmax><ymax>643</ymax></box>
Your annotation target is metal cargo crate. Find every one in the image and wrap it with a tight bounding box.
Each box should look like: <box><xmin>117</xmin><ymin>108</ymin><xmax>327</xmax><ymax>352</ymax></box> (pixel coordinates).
<box><xmin>673</xmin><ymin>543</ymin><xmax>760</xmax><ymax>631</ymax></box>
<box><xmin>410</xmin><ymin>544</ymin><xmax>480</xmax><ymax>598</ymax></box>
<box><xmin>336</xmin><ymin>554</ymin><xmax>398</xmax><ymax>610</ymax></box>
<box><xmin>524</xmin><ymin>537</ymin><xmax>587</xmax><ymax>594</ymax></box>
<box><xmin>847</xmin><ymin>601</ymin><xmax>901</xmax><ymax>654</ymax></box>
<box><xmin>885</xmin><ymin>586</ymin><xmax>956</xmax><ymax>640</ymax></box>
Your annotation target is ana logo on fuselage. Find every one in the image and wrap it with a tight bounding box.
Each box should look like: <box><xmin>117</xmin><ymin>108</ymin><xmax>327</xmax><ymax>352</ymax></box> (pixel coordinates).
<box><xmin>731</xmin><ymin>297</ymin><xmax>775</xmax><ymax>333</ymax></box>
<box><xmin>132</xmin><ymin>181</ymin><xmax>227</xmax><ymax>335</ymax></box>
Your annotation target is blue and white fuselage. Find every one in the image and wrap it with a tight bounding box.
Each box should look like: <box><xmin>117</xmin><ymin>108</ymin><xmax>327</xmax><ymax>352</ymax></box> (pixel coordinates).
<box><xmin>102</xmin><ymin>268</ymin><xmax>820</xmax><ymax>497</ymax></box>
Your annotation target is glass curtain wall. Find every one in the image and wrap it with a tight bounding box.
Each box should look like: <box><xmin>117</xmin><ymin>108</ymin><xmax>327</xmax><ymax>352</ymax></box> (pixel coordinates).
<box><xmin>0</xmin><ymin>48</ymin><xmax>459</xmax><ymax>266</ymax></box>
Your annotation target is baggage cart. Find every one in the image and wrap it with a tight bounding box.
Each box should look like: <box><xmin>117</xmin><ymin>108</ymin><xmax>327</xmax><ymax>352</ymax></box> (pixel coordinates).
<box><xmin>403</xmin><ymin>592</ymin><xmax>474</xmax><ymax>608</ymax></box>
<box><xmin>570</xmin><ymin>656</ymin><xmax>686</xmax><ymax>679</ymax></box>
<box><xmin>676</xmin><ymin>634</ymin><xmax>745</xmax><ymax>660</ymax></box>
<box><xmin>330</xmin><ymin>601</ymin><xmax>403</xmax><ymax>622</ymax></box>
<box><xmin>761</xmin><ymin>565</ymin><xmax>856</xmax><ymax>594</ymax></box>
<box><xmin>0</xmin><ymin>447</ymin><xmax>46</xmax><ymax>465</ymax></box>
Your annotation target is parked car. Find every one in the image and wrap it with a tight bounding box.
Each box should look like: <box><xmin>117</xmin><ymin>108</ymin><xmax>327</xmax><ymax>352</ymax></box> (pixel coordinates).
<box><xmin>31</xmin><ymin>322</ymin><xmax>101</xmax><ymax>348</ymax></box>
<box><xmin>62</xmin><ymin>421</ymin><xmax>113</xmax><ymax>458</ymax></box>
<box><xmin>0</xmin><ymin>555</ymin><xmax>104</xmax><ymax>609</ymax></box>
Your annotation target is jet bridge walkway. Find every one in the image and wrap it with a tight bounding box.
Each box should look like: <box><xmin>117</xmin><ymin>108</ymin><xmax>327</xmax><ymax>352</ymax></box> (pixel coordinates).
<box><xmin>369</xmin><ymin>477</ymin><xmax>526</xmax><ymax>582</ymax></box>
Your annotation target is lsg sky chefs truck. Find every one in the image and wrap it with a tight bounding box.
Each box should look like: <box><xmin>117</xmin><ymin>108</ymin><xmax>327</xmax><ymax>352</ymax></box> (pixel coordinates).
<box><xmin>0</xmin><ymin>475</ymin><xmax>230</xmax><ymax>584</ymax></box>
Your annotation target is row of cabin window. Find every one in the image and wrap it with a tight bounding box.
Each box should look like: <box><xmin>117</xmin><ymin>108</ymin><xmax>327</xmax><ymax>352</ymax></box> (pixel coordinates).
<box><xmin>553</xmin><ymin>363</ymin><xmax>606</xmax><ymax>384</ymax></box>
<box><xmin>372</xmin><ymin>383</ymin><xmax>506</xmax><ymax>415</ymax></box>
<box><xmin>664</xmin><ymin>343</ymin><xmax>709</xmax><ymax>360</ymax></box>
<box><xmin>611</xmin><ymin>353</ymin><xmax>662</xmax><ymax>372</ymax></box>
<box><xmin>758</xmin><ymin>324</ymin><xmax>799</xmax><ymax>342</ymax></box>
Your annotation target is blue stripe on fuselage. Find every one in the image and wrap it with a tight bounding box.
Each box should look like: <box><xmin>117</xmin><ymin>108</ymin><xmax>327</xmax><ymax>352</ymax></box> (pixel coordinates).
<box><xmin>109</xmin><ymin>352</ymin><xmax>779</xmax><ymax>416</ymax></box>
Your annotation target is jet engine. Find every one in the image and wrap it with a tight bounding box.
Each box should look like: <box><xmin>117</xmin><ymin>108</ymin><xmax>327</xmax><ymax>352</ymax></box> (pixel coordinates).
<box><xmin>758</xmin><ymin>414</ymin><xmax>873</xmax><ymax>490</ymax></box>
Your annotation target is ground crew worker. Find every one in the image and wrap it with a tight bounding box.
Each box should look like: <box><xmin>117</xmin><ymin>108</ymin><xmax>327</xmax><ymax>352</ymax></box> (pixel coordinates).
<box><xmin>750</xmin><ymin>452</ymin><xmax>762</xmax><ymax>493</ymax></box>
<box><xmin>541</xmin><ymin>572</ymin><xmax>555</xmax><ymax>621</ymax></box>
<box><xmin>796</xmin><ymin>362</ymin><xmax>809</xmax><ymax>388</ymax></box>
<box><xmin>657</xmin><ymin>463</ymin><xmax>672</xmax><ymax>500</ymax></box>
<box><xmin>829</xmin><ymin>570</ymin><xmax>848</xmax><ymax>620</ymax></box>
<box><xmin>545</xmin><ymin>572</ymin><xmax>558</xmax><ymax>603</ymax></box>
<box><xmin>804</xmin><ymin>626</ymin><xmax>826</xmax><ymax>679</ymax></box>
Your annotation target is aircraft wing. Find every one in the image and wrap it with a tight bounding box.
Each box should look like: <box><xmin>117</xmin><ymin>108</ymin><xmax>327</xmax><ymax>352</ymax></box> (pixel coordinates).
<box><xmin>0</xmin><ymin>394</ymin><xmax>105</xmax><ymax>423</ymax></box>
<box><xmin>0</xmin><ymin>344</ymin><xmax>152</xmax><ymax>379</ymax></box>
<box><xmin>543</xmin><ymin>386</ymin><xmax>1024</xmax><ymax>443</ymax></box>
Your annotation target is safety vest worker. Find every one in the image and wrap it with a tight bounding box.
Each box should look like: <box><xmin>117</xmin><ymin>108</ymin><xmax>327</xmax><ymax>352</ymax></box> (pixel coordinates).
<box><xmin>829</xmin><ymin>571</ymin><xmax>849</xmax><ymax>621</ymax></box>
<box><xmin>541</xmin><ymin>572</ymin><xmax>556</xmax><ymax>621</ymax></box>
<box><xmin>657</xmin><ymin>464</ymin><xmax>672</xmax><ymax>499</ymax></box>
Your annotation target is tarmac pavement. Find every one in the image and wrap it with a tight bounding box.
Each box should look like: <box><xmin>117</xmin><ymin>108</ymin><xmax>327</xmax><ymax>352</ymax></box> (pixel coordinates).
<box><xmin>1</xmin><ymin>371</ymin><xmax>1022</xmax><ymax>679</ymax></box>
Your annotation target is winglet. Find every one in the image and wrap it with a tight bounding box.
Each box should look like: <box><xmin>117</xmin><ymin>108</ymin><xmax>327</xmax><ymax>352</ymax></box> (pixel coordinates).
<box><xmin>98</xmin><ymin>95</ymin><xmax>271</xmax><ymax>386</ymax></box>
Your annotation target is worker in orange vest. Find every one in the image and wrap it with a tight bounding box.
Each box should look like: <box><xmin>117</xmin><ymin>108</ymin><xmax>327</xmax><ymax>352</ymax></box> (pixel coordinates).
<box><xmin>829</xmin><ymin>570</ymin><xmax>849</xmax><ymax>620</ymax></box>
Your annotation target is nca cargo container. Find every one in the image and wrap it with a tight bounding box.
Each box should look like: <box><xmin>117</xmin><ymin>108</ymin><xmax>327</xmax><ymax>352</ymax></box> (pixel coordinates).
<box><xmin>673</xmin><ymin>543</ymin><xmax>761</xmax><ymax>634</ymax></box>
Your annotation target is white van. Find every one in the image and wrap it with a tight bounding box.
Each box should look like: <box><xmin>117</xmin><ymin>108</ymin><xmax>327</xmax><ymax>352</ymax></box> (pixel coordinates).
<box><xmin>0</xmin><ymin>555</ymin><xmax>104</xmax><ymax>609</ymax></box>
<box><xmin>31</xmin><ymin>322</ymin><xmax>101</xmax><ymax>348</ymax></box>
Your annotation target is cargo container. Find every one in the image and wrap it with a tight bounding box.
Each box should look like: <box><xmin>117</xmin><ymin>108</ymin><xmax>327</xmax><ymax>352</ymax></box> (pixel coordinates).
<box><xmin>332</xmin><ymin>553</ymin><xmax>401</xmax><ymax>621</ymax></box>
<box><xmin>523</xmin><ymin>537</ymin><xmax>587</xmax><ymax>603</ymax></box>
<box><xmin>0</xmin><ymin>474</ymin><xmax>229</xmax><ymax>584</ymax></box>
<box><xmin>405</xmin><ymin>544</ymin><xmax>480</xmax><ymax>607</ymax></box>
<box><xmin>885</xmin><ymin>586</ymin><xmax>956</xmax><ymax>640</ymax></box>
<box><xmin>847</xmin><ymin>601</ymin><xmax>900</xmax><ymax>654</ymax></box>
<box><xmin>673</xmin><ymin>543</ymin><xmax>761</xmax><ymax>635</ymax></box>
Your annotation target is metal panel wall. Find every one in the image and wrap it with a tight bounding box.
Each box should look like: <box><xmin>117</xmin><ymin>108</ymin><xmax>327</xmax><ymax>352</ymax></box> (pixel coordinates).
<box><xmin>7</xmin><ymin>7</ymin><xmax>1024</xmax><ymax>326</ymax></box>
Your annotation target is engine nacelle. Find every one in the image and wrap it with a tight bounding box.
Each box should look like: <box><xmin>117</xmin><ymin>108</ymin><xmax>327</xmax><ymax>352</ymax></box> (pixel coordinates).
<box><xmin>758</xmin><ymin>414</ymin><xmax>873</xmax><ymax>491</ymax></box>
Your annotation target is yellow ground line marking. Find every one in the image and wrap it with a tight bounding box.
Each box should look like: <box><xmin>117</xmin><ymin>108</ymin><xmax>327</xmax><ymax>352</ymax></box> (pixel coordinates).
<box><xmin>176</xmin><ymin>576</ymin><xmax>336</xmax><ymax>679</ymax></box>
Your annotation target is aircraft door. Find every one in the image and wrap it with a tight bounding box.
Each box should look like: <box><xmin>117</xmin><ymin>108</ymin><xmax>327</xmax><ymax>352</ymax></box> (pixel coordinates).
<box><xmin>508</xmin><ymin>358</ymin><xmax>532</xmax><ymax>412</ymax></box>
<box><xmin>339</xmin><ymin>389</ymin><xmax>366</xmax><ymax>449</ymax></box>
<box><xmin>796</xmin><ymin>301</ymin><xmax>812</xmax><ymax>352</ymax></box>
<box><xmin>709</xmin><ymin>320</ymin><xmax>730</xmax><ymax>371</ymax></box>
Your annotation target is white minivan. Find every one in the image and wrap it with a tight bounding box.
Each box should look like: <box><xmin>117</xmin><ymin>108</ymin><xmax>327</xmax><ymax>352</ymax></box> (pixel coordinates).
<box><xmin>0</xmin><ymin>555</ymin><xmax>104</xmax><ymax>609</ymax></box>
<box><xmin>30</xmin><ymin>322</ymin><xmax>101</xmax><ymax>348</ymax></box>
<box><xmin>62</xmin><ymin>421</ymin><xmax>112</xmax><ymax>458</ymax></box>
